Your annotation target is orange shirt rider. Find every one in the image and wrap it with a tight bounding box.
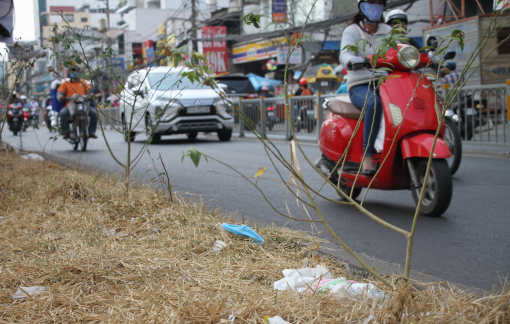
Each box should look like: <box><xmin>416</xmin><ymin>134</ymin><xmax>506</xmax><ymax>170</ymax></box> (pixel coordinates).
<box><xmin>57</xmin><ymin>79</ymin><xmax>91</xmax><ymax>106</ymax></box>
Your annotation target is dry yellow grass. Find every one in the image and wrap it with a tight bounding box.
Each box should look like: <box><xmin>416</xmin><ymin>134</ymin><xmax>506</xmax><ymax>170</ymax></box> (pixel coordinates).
<box><xmin>0</xmin><ymin>150</ymin><xmax>508</xmax><ymax>323</ymax></box>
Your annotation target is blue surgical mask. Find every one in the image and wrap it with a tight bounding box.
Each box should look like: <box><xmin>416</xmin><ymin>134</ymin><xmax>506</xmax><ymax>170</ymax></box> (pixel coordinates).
<box><xmin>70</xmin><ymin>72</ymin><xmax>79</xmax><ymax>80</ymax></box>
<box><xmin>360</xmin><ymin>2</ymin><xmax>384</xmax><ymax>23</ymax></box>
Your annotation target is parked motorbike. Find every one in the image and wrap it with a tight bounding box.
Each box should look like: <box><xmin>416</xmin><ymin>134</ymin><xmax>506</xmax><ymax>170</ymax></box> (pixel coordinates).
<box><xmin>295</xmin><ymin>103</ymin><xmax>316</xmax><ymax>133</ymax></box>
<box><xmin>65</xmin><ymin>94</ymin><xmax>90</xmax><ymax>151</ymax></box>
<box><xmin>8</xmin><ymin>103</ymin><xmax>22</xmax><ymax>136</ymax></box>
<box><xmin>316</xmin><ymin>45</ymin><xmax>453</xmax><ymax>217</ymax></box>
<box><xmin>30</xmin><ymin>109</ymin><xmax>39</xmax><ymax>127</ymax></box>
<box><xmin>21</xmin><ymin>107</ymin><xmax>30</xmax><ymax>131</ymax></box>
<box><xmin>266</xmin><ymin>106</ymin><xmax>276</xmax><ymax>131</ymax></box>
<box><xmin>46</xmin><ymin>105</ymin><xmax>58</xmax><ymax>132</ymax></box>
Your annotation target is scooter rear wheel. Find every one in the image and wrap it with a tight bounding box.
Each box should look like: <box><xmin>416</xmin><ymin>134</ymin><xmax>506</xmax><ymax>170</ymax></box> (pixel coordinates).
<box><xmin>411</xmin><ymin>158</ymin><xmax>452</xmax><ymax>217</ymax></box>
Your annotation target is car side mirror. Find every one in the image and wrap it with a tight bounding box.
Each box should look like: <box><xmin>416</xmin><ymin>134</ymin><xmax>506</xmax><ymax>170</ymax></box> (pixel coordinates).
<box><xmin>444</xmin><ymin>52</ymin><xmax>456</xmax><ymax>60</ymax></box>
<box><xmin>133</xmin><ymin>90</ymin><xmax>144</xmax><ymax>98</ymax></box>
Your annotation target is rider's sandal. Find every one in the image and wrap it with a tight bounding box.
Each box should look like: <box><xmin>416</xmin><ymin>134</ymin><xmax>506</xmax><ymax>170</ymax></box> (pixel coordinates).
<box><xmin>360</xmin><ymin>162</ymin><xmax>380</xmax><ymax>177</ymax></box>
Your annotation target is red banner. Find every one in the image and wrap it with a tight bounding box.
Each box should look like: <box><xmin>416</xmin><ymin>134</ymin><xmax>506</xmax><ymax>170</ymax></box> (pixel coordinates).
<box><xmin>202</xmin><ymin>26</ymin><xmax>228</xmax><ymax>74</ymax></box>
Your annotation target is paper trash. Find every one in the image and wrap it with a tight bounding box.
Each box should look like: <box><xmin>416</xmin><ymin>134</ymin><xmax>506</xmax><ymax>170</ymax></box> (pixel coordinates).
<box><xmin>212</xmin><ymin>240</ymin><xmax>227</xmax><ymax>252</ymax></box>
<box><xmin>274</xmin><ymin>265</ymin><xmax>385</xmax><ymax>301</ymax></box>
<box><xmin>265</xmin><ymin>316</ymin><xmax>292</xmax><ymax>324</ymax></box>
<box><xmin>12</xmin><ymin>286</ymin><xmax>50</xmax><ymax>299</ymax></box>
<box><xmin>21</xmin><ymin>153</ymin><xmax>45</xmax><ymax>161</ymax></box>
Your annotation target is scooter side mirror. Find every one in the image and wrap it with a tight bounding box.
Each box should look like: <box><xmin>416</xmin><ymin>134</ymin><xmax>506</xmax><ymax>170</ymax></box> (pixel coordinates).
<box><xmin>443</xmin><ymin>52</ymin><xmax>456</xmax><ymax>60</ymax></box>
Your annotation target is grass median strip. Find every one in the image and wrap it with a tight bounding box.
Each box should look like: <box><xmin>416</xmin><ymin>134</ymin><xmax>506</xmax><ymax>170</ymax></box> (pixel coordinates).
<box><xmin>0</xmin><ymin>150</ymin><xmax>508</xmax><ymax>323</ymax></box>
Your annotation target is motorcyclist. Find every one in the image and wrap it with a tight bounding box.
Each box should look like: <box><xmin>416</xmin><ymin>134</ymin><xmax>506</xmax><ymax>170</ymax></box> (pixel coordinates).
<box><xmin>20</xmin><ymin>95</ymin><xmax>30</xmax><ymax>109</ymax></box>
<box><xmin>385</xmin><ymin>9</ymin><xmax>423</xmax><ymax>51</ymax></box>
<box><xmin>340</xmin><ymin>0</ymin><xmax>391</xmax><ymax>175</ymax></box>
<box><xmin>294</xmin><ymin>78</ymin><xmax>313</xmax><ymax>96</ymax></box>
<box><xmin>57</xmin><ymin>68</ymin><xmax>98</xmax><ymax>139</ymax></box>
<box><xmin>438</xmin><ymin>61</ymin><xmax>462</xmax><ymax>87</ymax></box>
<box><xmin>259</xmin><ymin>85</ymin><xmax>273</xmax><ymax>98</ymax></box>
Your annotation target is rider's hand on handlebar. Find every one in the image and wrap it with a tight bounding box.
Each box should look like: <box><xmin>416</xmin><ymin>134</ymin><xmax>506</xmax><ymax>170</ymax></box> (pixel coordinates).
<box><xmin>346</xmin><ymin>56</ymin><xmax>371</xmax><ymax>71</ymax></box>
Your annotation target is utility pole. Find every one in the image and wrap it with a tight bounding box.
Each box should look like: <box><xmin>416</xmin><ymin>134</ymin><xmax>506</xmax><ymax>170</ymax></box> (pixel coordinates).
<box><xmin>191</xmin><ymin>0</ymin><xmax>197</xmax><ymax>61</ymax></box>
<box><xmin>105</xmin><ymin>0</ymin><xmax>112</xmax><ymax>47</ymax></box>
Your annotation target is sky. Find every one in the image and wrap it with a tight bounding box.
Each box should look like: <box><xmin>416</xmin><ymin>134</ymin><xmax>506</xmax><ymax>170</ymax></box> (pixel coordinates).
<box><xmin>0</xmin><ymin>0</ymin><xmax>230</xmax><ymax>52</ymax></box>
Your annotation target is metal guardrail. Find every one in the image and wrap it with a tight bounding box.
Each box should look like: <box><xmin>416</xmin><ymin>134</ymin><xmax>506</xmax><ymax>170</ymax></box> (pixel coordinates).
<box><xmin>98</xmin><ymin>108</ymin><xmax>122</xmax><ymax>130</ymax></box>
<box><xmin>441</xmin><ymin>84</ymin><xmax>507</xmax><ymax>144</ymax></box>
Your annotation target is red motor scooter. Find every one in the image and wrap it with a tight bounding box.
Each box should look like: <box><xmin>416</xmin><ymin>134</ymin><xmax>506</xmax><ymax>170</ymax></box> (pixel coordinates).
<box><xmin>316</xmin><ymin>45</ymin><xmax>452</xmax><ymax>217</ymax></box>
<box><xmin>21</xmin><ymin>106</ymin><xmax>30</xmax><ymax>132</ymax></box>
<box><xmin>7</xmin><ymin>103</ymin><xmax>23</xmax><ymax>136</ymax></box>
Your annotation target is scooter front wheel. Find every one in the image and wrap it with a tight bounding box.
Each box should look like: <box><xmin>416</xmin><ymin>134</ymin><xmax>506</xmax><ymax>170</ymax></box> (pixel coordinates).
<box><xmin>444</xmin><ymin>118</ymin><xmax>462</xmax><ymax>175</ymax></box>
<box><xmin>411</xmin><ymin>159</ymin><xmax>452</xmax><ymax>217</ymax></box>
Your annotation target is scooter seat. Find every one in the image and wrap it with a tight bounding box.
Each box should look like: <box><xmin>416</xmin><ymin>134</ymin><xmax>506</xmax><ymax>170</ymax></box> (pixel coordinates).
<box><xmin>328</xmin><ymin>96</ymin><xmax>362</xmax><ymax>120</ymax></box>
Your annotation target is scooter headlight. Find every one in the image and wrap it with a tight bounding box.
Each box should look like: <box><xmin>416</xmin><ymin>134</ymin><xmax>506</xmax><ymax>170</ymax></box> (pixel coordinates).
<box><xmin>388</xmin><ymin>103</ymin><xmax>403</xmax><ymax>127</ymax></box>
<box><xmin>397</xmin><ymin>45</ymin><xmax>420</xmax><ymax>69</ymax></box>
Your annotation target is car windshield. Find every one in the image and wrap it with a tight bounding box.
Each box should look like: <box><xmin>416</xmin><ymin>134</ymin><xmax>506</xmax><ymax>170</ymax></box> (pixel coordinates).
<box><xmin>215</xmin><ymin>78</ymin><xmax>254</xmax><ymax>93</ymax></box>
<box><xmin>147</xmin><ymin>72</ymin><xmax>209</xmax><ymax>90</ymax></box>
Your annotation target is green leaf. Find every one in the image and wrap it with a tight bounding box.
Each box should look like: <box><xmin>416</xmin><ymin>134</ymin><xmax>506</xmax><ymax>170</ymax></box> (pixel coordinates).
<box><xmin>193</xmin><ymin>52</ymin><xmax>207</xmax><ymax>61</ymax></box>
<box><xmin>75</xmin><ymin>56</ymin><xmax>83</xmax><ymax>64</ymax></box>
<box><xmin>182</xmin><ymin>147</ymin><xmax>207</xmax><ymax>167</ymax></box>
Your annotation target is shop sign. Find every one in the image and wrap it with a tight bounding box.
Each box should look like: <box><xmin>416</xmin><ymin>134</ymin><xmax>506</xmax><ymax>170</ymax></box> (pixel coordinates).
<box><xmin>143</xmin><ymin>40</ymin><xmax>156</xmax><ymax>67</ymax></box>
<box><xmin>202</xmin><ymin>26</ymin><xmax>228</xmax><ymax>73</ymax></box>
<box><xmin>277</xmin><ymin>46</ymin><xmax>302</xmax><ymax>65</ymax></box>
<box><xmin>233</xmin><ymin>37</ymin><xmax>287</xmax><ymax>64</ymax></box>
<box><xmin>157</xmin><ymin>24</ymin><xmax>166</xmax><ymax>38</ymax></box>
<box><xmin>494</xmin><ymin>0</ymin><xmax>510</xmax><ymax>9</ymax></box>
<box><xmin>272</xmin><ymin>0</ymin><xmax>286</xmax><ymax>23</ymax></box>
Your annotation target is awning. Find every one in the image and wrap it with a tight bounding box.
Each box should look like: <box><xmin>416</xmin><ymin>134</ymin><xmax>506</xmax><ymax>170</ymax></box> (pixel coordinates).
<box><xmin>246</xmin><ymin>73</ymin><xmax>282</xmax><ymax>91</ymax></box>
<box><xmin>322</xmin><ymin>41</ymin><xmax>340</xmax><ymax>51</ymax></box>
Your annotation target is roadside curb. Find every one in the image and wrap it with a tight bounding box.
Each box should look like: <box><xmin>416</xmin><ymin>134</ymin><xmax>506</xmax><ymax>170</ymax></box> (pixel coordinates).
<box><xmin>312</xmin><ymin>241</ymin><xmax>481</xmax><ymax>294</ymax></box>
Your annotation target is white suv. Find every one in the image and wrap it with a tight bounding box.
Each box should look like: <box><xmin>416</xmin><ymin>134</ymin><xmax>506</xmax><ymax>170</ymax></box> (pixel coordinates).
<box><xmin>120</xmin><ymin>66</ymin><xmax>234</xmax><ymax>142</ymax></box>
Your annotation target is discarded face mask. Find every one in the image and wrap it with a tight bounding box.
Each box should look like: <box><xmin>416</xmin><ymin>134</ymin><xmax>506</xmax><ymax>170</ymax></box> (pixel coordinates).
<box><xmin>12</xmin><ymin>286</ymin><xmax>50</xmax><ymax>299</ymax></box>
<box><xmin>221</xmin><ymin>223</ymin><xmax>264</xmax><ymax>244</ymax></box>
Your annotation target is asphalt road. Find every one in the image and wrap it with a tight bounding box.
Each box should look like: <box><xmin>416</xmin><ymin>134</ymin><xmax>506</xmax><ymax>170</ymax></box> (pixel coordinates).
<box><xmin>3</xmin><ymin>127</ymin><xmax>510</xmax><ymax>291</ymax></box>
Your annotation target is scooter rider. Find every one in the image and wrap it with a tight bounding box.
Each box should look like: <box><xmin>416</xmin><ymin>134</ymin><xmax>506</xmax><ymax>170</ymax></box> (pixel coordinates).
<box><xmin>340</xmin><ymin>0</ymin><xmax>391</xmax><ymax>175</ymax></box>
<box><xmin>57</xmin><ymin>68</ymin><xmax>98</xmax><ymax>139</ymax></box>
<box><xmin>385</xmin><ymin>9</ymin><xmax>423</xmax><ymax>51</ymax></box>
<box><xmin>20</xmin><ymin>95</ymin><xmax>30</xmax><ymax>109</ymax></box>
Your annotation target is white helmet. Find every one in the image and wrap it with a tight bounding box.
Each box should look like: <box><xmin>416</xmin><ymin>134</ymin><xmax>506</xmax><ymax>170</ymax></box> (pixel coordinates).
<box><xmin>386</xmin><ymin>9</ymin><xmax>408</xmax><ymax>25</ymax></box>
<box><xmin>20</xmin><ymin>95</ymin><xmax>27</xmax><ymax>100</ymax></box>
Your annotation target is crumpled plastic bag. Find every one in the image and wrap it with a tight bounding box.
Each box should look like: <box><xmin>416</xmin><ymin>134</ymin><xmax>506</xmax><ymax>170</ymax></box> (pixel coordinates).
<box><xmin>12</xmin><ymin>286</ymin><xmax>50</xmax><ymax>299</ymax></box>
<box><xmin>21</xmin><ymin>153</ymin><xmax>45</xmax><ymax>161</ymax></box>
<box><xmin>221</xmin><ymin>223</ymin><xmax>264</xmax><ymax>244</ymax></box>
<box><xmin>274</xmin><ymin>265</ymin><xmax>333</xmax><ymax>292</ymax></box>
<box><xmin>273</xmin><ymin>265</ymin><xmax>385</xmax><ymax>301</ymax></box>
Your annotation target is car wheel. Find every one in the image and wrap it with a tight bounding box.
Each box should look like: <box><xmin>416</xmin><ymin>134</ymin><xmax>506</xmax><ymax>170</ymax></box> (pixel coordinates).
<box><xmin>122</xmin><ymin>113</ymin><xmax>137</xmax><ymax>142</ymax></box>
<box><xmin>218</xmin><ymin>129</ymin><xmax>232</xmax><ymax>141</ymax></box>
<box><xmin>187</xmin><ymin>132</ymin><xmax>198</xmax><ymax>140</ymax></box>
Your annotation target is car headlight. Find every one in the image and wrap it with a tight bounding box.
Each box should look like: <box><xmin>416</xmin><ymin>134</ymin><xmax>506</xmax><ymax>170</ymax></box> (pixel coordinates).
<box><xmin>397</xmin><ymin>45</ymin><xmax>420</xmax><ymax>69</ymax></box>
<box><xmin>388</xmin><ymin>103</ymin><xmax>403</xmax><ymax>127</ymax></box>
<box><xmin>154</xmin><ymin>100</ymin><xmax>182</xmax><ymax>121</ymax></box>
<box><xmin>214</xmin><ymin>97</ymin><xmax>234</xmax><ymax>118</ymax></box>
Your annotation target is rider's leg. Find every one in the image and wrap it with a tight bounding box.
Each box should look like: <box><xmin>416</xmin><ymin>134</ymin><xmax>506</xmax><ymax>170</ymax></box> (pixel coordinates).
<box><xmin>60</xmin><ymin>107</ymin><xmax>70</xmax><ymax>137</ymax></box>
<box><xmin>88</xmin><ymin>108</ymin><xmax>98</xmax><ymax>137</ymax></box>
<box><xmin>349</xmin><ymin>84</ymin><xmax>382</xmax><ymax>171</ymax></box>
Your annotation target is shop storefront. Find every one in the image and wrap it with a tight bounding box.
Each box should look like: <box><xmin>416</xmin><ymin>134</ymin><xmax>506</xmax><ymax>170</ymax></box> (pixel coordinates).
<box><xmin>232</xmin><ymin>35</ymin><xmax>302</xmax><ymax>80</ymax></box>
